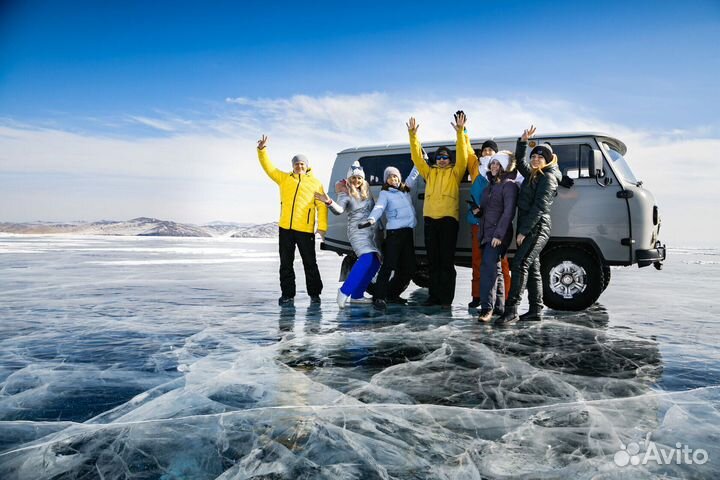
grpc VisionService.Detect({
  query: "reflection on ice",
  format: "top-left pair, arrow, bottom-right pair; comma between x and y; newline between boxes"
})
1,236 -> 719,478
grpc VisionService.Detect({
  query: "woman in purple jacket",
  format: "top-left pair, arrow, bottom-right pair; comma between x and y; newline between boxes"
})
476,151 -> 519,322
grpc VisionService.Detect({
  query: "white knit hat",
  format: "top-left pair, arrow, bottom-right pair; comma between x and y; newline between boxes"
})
383,166 -> 401,183
488,153 -> 511,171
346,161 -> 365,180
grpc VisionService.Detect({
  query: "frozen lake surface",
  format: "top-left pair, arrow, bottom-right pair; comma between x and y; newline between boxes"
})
0,235 -> 719,479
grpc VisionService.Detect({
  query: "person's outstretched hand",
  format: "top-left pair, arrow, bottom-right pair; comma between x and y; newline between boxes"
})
521,126 -> 536,142
257,134 -> 269,150
314,192 -> 331,204
406,117 -> 419,134
452,111 -> 467,132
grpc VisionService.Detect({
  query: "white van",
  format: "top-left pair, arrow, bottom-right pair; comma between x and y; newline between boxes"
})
320,132 -> 666,311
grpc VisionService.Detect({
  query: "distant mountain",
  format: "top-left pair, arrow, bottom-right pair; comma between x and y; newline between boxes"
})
0,219 -> 279,238
202,221 -> 251,236
230,223 -> 279,238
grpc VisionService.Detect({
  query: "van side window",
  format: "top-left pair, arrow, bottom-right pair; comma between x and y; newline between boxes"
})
552,144 -> 593,179
359,154 -> 414,186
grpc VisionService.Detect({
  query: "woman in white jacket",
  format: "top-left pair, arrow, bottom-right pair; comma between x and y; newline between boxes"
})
360,165 -> 420,310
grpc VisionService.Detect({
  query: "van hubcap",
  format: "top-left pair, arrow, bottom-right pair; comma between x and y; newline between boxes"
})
549,261 -> 587,299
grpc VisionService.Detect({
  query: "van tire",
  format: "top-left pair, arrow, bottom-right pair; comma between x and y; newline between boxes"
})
540,245 -> 604,311
602,265 -> 611,292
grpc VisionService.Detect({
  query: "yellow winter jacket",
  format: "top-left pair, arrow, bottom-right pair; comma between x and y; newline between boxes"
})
409,129 -> 469,220
257,148 -> 328,233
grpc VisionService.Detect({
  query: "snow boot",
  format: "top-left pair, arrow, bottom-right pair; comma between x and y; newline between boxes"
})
495,304 -> 519,325
519,306 -> 543,322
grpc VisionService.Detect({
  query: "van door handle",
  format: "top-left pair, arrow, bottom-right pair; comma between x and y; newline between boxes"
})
418,193 -> 425,200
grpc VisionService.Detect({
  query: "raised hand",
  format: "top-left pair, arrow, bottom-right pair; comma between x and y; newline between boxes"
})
521,126 -> 536,142
257,134 -> 269,150
451,110 -> 467,132
406,117 -> 419,134
314,192 -> 331,204
335,179 -> 348,194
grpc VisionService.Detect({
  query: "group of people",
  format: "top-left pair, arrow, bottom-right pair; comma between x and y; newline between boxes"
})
256,111 -> 561,324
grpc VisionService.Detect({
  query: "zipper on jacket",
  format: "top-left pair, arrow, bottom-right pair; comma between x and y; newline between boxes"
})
306,208 -> 311,224
288,175 -> 302,230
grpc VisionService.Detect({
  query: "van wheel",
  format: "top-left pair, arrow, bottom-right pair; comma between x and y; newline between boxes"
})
602,265 -> 611,292
541,246 -> 604,311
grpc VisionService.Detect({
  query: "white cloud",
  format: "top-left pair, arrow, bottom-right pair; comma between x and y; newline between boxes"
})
1,92 -> 718,246
126,115 -> 177,132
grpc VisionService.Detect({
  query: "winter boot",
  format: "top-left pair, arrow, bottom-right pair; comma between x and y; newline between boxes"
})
278,296 -> 294,306
495,304 -> 519,325
519,305 -> 543,322
336,289 -> 349,309
477,308 -> 494,323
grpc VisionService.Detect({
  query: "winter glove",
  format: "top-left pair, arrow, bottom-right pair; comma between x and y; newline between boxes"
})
358,218 -> 375,229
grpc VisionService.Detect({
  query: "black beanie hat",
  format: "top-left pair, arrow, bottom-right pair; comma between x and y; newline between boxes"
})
434,146 -> 453,164
530,144 -> 554,164
481,140 -> 498,154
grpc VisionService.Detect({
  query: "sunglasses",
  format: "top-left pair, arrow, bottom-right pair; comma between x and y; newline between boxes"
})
436,155 -> 450,160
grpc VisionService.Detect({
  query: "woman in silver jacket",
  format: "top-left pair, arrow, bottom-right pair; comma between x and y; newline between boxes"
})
315,161 -> 381,308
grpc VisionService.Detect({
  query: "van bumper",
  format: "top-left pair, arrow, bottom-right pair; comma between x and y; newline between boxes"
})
319,239 -> 352,256
636,241 -> 666,269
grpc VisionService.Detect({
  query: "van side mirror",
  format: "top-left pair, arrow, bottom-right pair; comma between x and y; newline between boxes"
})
592,150 -> 612,187
591,150 -> 604,178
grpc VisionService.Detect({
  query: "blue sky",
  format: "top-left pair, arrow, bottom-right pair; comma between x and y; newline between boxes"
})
1,0 -> 719,245
2,0 -> 718,130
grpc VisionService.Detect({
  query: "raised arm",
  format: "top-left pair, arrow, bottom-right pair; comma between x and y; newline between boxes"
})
451,111 -> 468,182
514,126 -> 536,179
465,132 -> 480,182
405,166 -> 421,190
407,117 -> 430,178
256,135 -> 285,184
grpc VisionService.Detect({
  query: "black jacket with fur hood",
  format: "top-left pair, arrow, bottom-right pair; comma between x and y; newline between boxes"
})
514,140 -> 562,236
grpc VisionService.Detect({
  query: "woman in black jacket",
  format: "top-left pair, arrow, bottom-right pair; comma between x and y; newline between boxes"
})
476,152 -> 519,322
496,126 -> 562,325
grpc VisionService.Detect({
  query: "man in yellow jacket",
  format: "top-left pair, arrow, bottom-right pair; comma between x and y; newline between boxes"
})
407,112 -> 468,307
256,135 -> 328,306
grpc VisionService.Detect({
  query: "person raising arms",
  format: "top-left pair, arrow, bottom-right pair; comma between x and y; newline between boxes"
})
256,134 -> 328,306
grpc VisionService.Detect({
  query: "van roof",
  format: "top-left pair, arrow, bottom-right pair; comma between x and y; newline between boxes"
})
338,132 -> 627,155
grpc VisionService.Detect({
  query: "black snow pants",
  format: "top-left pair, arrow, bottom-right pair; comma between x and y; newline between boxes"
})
374,227 -> 416,300
506,220 -> 551,309
424,216 -> 459,305
278,227 -> 323,298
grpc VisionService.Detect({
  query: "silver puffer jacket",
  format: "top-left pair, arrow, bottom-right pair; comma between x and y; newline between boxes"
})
328,193 -> 380,256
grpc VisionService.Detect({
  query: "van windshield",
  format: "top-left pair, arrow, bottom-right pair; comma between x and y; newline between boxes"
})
603,142 -> 638,184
